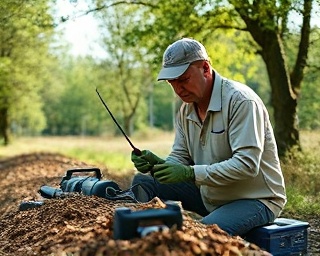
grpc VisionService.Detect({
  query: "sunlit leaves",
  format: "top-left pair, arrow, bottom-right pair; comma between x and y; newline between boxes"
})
0,0 -> 55,138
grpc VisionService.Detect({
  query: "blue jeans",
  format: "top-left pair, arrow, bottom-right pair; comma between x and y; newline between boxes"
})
132,173 -> 275,236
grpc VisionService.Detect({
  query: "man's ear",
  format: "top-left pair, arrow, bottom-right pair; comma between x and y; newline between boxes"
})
203,61 -> 210,74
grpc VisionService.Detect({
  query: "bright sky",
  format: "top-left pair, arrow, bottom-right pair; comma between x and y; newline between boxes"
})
55,0 -> 107,58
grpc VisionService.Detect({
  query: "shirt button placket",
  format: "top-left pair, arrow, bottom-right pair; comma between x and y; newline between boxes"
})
200,121 -> 208,147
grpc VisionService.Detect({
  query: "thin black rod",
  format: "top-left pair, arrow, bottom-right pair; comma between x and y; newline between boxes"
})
95,88 -> 141,155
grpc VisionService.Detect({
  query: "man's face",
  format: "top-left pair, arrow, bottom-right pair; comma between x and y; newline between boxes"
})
167,63 -> 207,103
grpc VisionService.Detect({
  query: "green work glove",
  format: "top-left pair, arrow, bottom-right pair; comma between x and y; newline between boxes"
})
152,163 -> 195,184
131,150 -> 165,173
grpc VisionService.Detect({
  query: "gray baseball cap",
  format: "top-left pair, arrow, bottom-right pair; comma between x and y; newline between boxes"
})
157,38 -> 209,81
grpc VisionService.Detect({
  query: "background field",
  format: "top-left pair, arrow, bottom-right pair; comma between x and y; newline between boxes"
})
0,130 -> 175,171
1,129 -> 319,215
1,130 -> 319,167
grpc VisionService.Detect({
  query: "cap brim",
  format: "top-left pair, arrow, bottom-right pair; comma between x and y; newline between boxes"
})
157,64 -> 190,81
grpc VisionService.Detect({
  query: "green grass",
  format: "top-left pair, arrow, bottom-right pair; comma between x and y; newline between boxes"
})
1,129 -> 320,215
0,130 -> 174,172
284,187 -> 320,216
64,148 -> 133,171
280,133 -> 320,216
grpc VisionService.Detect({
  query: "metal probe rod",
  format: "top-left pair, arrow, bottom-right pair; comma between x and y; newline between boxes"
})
96,88 -> 142,156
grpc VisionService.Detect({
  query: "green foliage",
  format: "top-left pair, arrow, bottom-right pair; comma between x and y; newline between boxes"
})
115,0 -> 274,130
1,0 -> 319,144
298,76 -> 320,129
282,146 -> 320,195
125,0 -> 210,67
42,56 -> 115,135
281,145 -> 320,215
203,30 -> 261,83
95,4 -> 153,135
152,82 -> 175,130
297,27 -> 320,129
12,91 -> 46,135
281,27 -> 320,129
284,187 -> 320,215
0,0 -> 55,139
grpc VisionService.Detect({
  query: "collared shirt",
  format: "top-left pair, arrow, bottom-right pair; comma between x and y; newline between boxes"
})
166,70 -> 287,216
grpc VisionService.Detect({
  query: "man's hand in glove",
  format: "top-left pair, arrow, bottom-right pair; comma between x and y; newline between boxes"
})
131,150 -> 165,173
152,163 -> 195,184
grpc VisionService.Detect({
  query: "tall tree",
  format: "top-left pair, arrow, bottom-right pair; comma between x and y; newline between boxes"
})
228,0 -> 313,155
125,0 -> 316,156
58,0 -> 318,156
97,4 -> 152,136
0,0 -> 54,144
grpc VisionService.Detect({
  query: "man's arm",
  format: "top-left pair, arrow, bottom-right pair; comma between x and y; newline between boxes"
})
194,99 -> 265,186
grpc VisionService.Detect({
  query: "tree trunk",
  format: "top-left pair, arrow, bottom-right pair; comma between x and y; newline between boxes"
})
233,0 -> 313,156
0,106 -> 10,145
260,32 -> 300,156
124,115 -> 132,137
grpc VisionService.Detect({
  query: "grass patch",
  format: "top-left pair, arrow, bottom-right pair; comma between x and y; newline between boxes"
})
280,132 -> 320,216
63,148 -> 133,172
283,187 -> 320,216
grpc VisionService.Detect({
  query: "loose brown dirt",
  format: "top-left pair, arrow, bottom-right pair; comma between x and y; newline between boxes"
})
0,153 -> 318,255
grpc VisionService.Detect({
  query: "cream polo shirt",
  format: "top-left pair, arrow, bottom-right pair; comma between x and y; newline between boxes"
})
166,70 -> 287,216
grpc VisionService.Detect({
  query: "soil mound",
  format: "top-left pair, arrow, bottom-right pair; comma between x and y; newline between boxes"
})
0,153 -> 317,255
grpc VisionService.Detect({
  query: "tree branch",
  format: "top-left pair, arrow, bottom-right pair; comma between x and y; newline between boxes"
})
290,0 -> 312,94
60,0 -> 156,23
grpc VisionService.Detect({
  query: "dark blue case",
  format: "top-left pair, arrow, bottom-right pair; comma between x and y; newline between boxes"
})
244,218 -> 310,256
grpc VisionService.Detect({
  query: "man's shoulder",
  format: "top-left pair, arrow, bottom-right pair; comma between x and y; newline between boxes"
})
221,78 -> 261,102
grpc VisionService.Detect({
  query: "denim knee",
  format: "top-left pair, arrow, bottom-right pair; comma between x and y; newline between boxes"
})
201,199 -> 275,236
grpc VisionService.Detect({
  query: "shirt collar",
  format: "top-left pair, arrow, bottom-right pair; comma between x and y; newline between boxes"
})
208,69 -> 222,112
